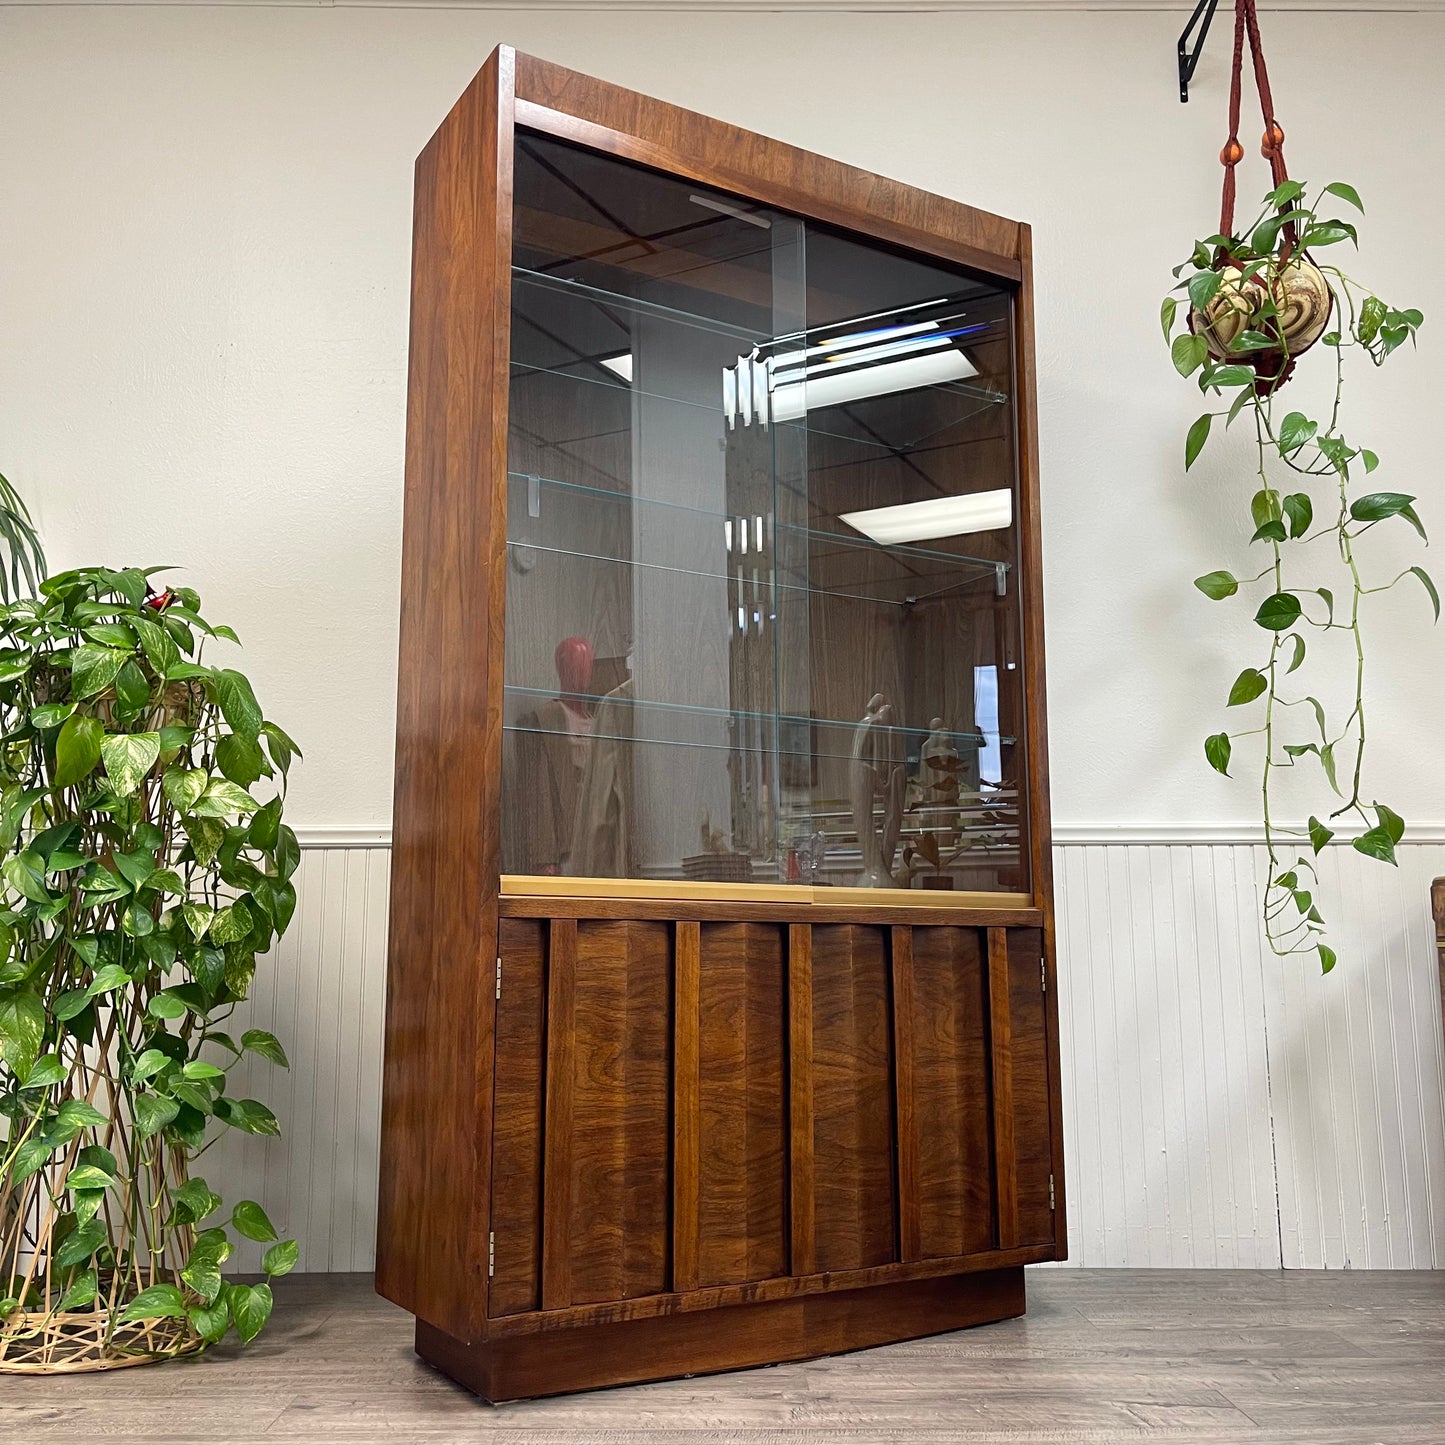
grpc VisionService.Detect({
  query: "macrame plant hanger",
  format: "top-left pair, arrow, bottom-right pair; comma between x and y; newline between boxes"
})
1201,0 -> 1333,392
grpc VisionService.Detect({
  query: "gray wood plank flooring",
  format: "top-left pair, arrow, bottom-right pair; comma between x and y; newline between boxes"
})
5,1270 -> 1444,1442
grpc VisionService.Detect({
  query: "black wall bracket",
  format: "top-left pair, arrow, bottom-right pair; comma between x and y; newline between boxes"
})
1179,0 -> 1223,102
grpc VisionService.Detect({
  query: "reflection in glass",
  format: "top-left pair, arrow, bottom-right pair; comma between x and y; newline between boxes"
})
501,131 -> 1028,894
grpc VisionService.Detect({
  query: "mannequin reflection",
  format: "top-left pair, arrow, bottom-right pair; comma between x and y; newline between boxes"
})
850,693 -> 906,888
516,637 -> 595,875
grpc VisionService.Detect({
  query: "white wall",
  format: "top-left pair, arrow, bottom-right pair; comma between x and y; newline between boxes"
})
4,1 -> 1444,1269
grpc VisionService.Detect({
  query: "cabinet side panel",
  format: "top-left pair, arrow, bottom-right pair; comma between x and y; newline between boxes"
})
810,925 -> 898,1272
1006,927 -> 1055,1244
490,918 -> 547,1316
569,920 -> 674,1303
697,923 -> 788,1288
911,927 -> 995,1259
377,47 -> 514,1338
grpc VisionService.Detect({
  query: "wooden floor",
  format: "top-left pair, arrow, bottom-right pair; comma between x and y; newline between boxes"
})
6,1270 -> 1445,1442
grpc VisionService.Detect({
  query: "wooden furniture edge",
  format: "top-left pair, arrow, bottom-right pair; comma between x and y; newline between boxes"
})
499,895 -> 1045,927
420,1266 -> 1028,1400
505,46 -> 1024,280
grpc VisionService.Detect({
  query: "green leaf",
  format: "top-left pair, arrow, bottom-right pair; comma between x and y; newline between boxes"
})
0,988 -> 45,1076
1205,364 -> 1254,389
241,1028 -> 289,1068
19,1052 -> 66,1090
1300,221 -> 1356,249
1278,412 -> 1318,453
1172,332 -> 1209,377
1353,827 -> 1398,866
52,1097 -> 107,1141
1321,741 -> 1341,794
162,767 -> 207,812
262,1239 -> 299,1278
215,670 -> 262,741
1185,413 -> 1212,469
11,1136 -> 52,1185
54,714 -> 105,790
1285,633 -> 1306,674
260,722 -> 301,780
231,1199 -> 278,1243
208,899 -> 252,946
216,1097 -> 281,1137
1161,295 -> 1179,341
100,732 -> 160,798
1204,733 -> 1232,777
130,614 -> 181,678
1255,593 -> 1302,631
32,701 -> 76,730
54,1217 -> 106,1268
4,850 -> 51,904
1360,449 -> 1379,474
275,825 -> 300,882
1194,571 -> 1238,600
183,816 -> 225,867
58,1269 -> 98,1311
191,779 -> 259,817
1377,802 -> 1406,845
1319,943 -> 1337,975
1251,488 -> 1282,529
247,796 -> 283,851
65,1163 -> 117,1192
113,659 -> 151,719
1398,503 -> 1429,542
189,1300 -> 231,1343
147,989 -> 189,1021
1251,519 -> 1288,544
70,645 -> 126,700
1350,491 -> 1418,523
1408,567 -> 1440,622
1227,668 -> 1268,706
1187,270 -> 1222,309
117,1283 -> 187,1323
1323,181 -> 1364,212
182,901 -> 215,939
1230,329 -> 1276,353
1283,493 -> 1313,538
85,963 -> 131,998
172,1177 -> 223,1224
1226,384 -> 1254,427
132,1093 -> 180,1138
227,1281 -> 273,1344
215,734 -> 266,787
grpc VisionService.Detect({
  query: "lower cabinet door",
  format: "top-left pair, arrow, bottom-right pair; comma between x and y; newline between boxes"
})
489,915 -> 1059,1320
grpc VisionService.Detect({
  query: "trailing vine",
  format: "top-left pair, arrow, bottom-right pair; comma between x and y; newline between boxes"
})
1163,179 -> 1433,972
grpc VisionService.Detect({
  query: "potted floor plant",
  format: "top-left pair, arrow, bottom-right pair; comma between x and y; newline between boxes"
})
0,563 -> 301,1370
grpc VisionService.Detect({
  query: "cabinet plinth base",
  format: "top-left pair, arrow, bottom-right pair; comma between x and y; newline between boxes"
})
415,1267 -> 1026,1402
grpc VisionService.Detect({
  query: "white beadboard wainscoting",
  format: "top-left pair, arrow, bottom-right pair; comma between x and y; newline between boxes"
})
210,833 -> 1445,1273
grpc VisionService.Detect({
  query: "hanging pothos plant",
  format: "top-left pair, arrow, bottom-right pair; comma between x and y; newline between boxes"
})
1163,180 -> 1431,970
1161,0 -> 1433,971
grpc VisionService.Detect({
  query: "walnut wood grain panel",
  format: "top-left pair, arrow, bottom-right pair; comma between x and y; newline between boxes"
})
788,924 -> 815,1277
511,51 -> 1022,280
566,920 -> 673,1305
490,918 -> 547,1316
672,922 -> 701,1294
695,923 -> 788,1288
986,928 -> 1017,1251
1007,927 -> 1055,1245
890,928 -> 920,1263
540,917 -> 577,1310
810,925 -> 898,1272
376,45 -> 514,1339
910,927 -> 995,1260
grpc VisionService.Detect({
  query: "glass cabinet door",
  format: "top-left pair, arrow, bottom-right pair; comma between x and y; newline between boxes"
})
501,132 -> 1027,898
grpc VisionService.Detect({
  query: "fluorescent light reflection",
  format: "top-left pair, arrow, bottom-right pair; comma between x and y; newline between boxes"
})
840,488 -> 1013,545
600,353 -> 633,383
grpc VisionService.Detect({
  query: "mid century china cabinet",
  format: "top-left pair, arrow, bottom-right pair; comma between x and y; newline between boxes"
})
378,47 -> 1065,1401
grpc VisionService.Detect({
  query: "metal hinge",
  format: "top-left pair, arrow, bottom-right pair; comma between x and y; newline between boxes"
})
1049,1174 -> 1056,1211
495,956 -> 502,1000
488,1231 -> 495,1277
1041,956 -> 1047,993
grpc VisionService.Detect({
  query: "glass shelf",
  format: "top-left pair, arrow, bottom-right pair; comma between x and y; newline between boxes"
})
503,681 -> 1008,764
506,470 -> 1010,584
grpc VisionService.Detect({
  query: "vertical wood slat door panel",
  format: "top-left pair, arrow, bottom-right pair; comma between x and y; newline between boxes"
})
810,925 -> 897,1272
568,920 -> 674,1304
908,927 -> 995,1260
1007,927 -> 1055,1244
695,923 -> 788,1288
490,919 -> 547,1315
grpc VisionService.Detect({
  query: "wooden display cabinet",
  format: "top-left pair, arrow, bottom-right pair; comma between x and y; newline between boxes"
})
378,46 -> 1065,1401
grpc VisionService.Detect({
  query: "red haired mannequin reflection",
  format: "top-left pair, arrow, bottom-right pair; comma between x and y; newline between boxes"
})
515,637 -> 595,875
